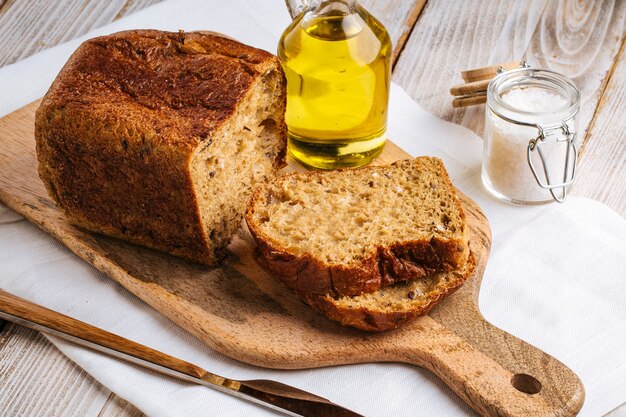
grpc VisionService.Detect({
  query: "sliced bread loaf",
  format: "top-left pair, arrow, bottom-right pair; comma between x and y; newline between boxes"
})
36,30 -> 287,265
246,157 -> 470,298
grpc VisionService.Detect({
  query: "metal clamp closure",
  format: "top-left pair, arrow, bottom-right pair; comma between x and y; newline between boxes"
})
492,109 -> 578,203
496,60 -> 530,74
526,120 -> 577,203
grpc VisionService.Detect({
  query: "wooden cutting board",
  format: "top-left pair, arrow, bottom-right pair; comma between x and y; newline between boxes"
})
0,100 -> 584,417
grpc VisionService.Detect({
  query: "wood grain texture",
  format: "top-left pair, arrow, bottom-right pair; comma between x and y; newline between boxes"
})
488,0 -> 626,147
393,0 -> 626,217
607,403 -> 626,417
393,0 -> 518,132
0,0 -> 421,69
390,0 -> 427,67
0,1 -> 623,416
0,1 -> 431,417
0,0 -> 162,67
361,0 -> 427,66
570,36 -> 626,216
0,290 -> 209,379
394,0 -> 626,139
0,100 -> 584,417
98,394 -> 145,417
0,323 -> 111,417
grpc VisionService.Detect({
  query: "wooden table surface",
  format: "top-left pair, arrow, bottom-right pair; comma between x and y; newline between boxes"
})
0,0 -> 624,416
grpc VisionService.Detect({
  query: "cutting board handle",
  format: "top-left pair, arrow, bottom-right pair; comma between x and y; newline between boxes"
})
396,317 -> 584,417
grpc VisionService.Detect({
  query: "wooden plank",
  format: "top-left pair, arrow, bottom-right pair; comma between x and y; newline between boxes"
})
0,0 -> 163,67
393,0 -> 626,141
452,0 -> 625,216
489,0 -> 626,150
570,36 -> 626,216
0,0 -> 420,71
113,0 -> 162,21
393,0 -> 626,218
606,403 -> 626,417
0,322 -> 9,347
0,323 -> 111,417
361,0 -> 426,54
393,0 -> 519,133
98,394 -> 144,417
362,0 -> 428,67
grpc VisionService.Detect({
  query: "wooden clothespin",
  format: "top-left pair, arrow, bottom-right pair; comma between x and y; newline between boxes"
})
450,61 -> 524,108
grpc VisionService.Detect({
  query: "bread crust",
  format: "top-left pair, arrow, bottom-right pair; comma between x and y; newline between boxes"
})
307,251 -> 476,331
36,30 -> 287,265
246,158 -> 470,297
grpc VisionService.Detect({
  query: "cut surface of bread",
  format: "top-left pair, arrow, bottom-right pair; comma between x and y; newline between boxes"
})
308,251 -> 476,331
246,157 -> 470,297
35,30 -> 287,265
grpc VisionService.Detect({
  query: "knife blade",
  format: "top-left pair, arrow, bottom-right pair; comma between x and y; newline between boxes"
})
0,290 -> 362,417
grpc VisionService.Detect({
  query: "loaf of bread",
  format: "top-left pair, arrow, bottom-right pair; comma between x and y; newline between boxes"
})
246,157 -> 470,298
35,30 -> 287,265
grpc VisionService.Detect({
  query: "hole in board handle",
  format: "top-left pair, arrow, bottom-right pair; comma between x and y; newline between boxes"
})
511,373 -> 542,395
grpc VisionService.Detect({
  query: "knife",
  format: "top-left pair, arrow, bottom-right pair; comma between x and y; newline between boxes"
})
0,289 -> 362,417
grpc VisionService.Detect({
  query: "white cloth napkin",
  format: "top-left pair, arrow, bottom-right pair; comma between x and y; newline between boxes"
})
1,1 -> 625,417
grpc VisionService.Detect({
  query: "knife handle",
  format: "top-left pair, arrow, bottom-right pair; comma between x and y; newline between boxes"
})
0,290 -> 365,417
0,289 -> 208,379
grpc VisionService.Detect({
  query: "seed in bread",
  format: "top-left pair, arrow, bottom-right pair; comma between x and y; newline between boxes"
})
35,30 -> 287,265
246,157 -> 470,297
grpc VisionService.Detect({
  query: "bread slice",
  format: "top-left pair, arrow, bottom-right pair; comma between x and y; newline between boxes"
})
246,157 -> 470,298
35,30 -> 287,265
307,252 -> 475,331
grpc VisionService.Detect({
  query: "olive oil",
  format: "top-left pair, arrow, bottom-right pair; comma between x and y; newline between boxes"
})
278,5 -> 391,169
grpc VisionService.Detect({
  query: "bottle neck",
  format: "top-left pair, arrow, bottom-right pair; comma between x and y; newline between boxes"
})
314,0 -> 357,15
285,0 -> 357,19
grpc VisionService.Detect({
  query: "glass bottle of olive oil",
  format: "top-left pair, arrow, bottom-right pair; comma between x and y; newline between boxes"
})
279,0 -> 392,169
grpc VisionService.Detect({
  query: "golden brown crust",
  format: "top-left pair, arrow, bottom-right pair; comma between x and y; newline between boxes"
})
245,158 -> 470,297
306,251 -> 476,331
36,30 -> 286,265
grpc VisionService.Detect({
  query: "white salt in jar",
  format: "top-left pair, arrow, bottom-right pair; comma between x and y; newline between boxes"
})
483,68 -> 580,204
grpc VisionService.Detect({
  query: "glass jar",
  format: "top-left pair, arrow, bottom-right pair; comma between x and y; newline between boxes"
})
482,67 -> 580,204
